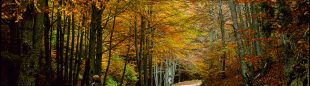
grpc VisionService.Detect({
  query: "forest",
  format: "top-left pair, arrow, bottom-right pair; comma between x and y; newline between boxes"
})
0,0 -> 309,86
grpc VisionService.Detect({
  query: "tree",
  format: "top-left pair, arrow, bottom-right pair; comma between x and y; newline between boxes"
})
218,0 -> 226,79
17,0 -> 44,85
103,1 -> 120,85
228,0 -> 250,85
1,0 -> 308,86
44,0 -> 52,85
120,27 -> 132,86
69,10 -> 75,85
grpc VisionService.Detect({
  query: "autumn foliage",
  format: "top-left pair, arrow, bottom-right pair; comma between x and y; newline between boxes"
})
0,0 -> 309,86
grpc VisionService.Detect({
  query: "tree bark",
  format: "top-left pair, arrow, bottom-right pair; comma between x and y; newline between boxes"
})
69,13 -> 75,84
228,0 -> 250,85
18,1 -> 44,85
73,21 -> 80,86
140,16 -> 147,86
120,27 -> 132,86
74,15 -> 84,85
95,4 -> 105,76
43,0 -> 52,85
134,15 -> 142,86
56,0 -> 62,83
218,0 -> 226,79
60,2 -> 66,82
250,3 -> 261,56
65,15 -> 71,82
103,3 -> 118,85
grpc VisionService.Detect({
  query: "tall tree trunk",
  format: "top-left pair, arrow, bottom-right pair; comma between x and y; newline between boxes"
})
0,0 -> 2,50
244,3 -> 252,55
87,3 -> 99,82
74,18 -> 84,86
140,16 -> 147,86
154,64 -> 159,86
95,4 -> 105,76
218,0 -> 226,79
228,0 -> 250,85
49,0 -> 54,57
103,3 -> 118,85
56,0 -> 62,83
148,6 -> 154,85
18,3 -> 36,85
65,15 -> 71,82
73,23 -> 80,86
148,42 -> 153,86
81,13 -> 89,85
120,27 -> 132,86
73,24 -> 80,82
18,1 -> 44,85
74,14 -> 84,85
60,1 -> 66,82
48,1 -> 55,84
82,58 -> 91,86
69,13 -> 75,85
43,0 -> 52,85
148,27 -> 154,86
82,2 -> 102,85
250,2 -> 261,56
237,4 -> 251,55
134,15 -> 142,86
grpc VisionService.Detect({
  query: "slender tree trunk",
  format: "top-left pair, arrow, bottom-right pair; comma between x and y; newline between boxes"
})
73,23 -> 80,86
74,16 -> 84,85
49,0 -> 54,57
148,27 -> 154,86
237,4 -> 251,55
250,2 -> 261,56
244,3 -> 252,55
103,4 -> 118,85
49,1 -> 55,84
148,6 -> 154,86
43,0 -> 52,85
81,13 -> 89,85
56,0 -> 62,83
73,14 -> 81,86
134,14 -> 142,86
69,13 -> 75,85
0,0 -> 2,49
148,44 -> 153,86
218,0 -> 226,79
149,7 -> 155,84
87,3 -> 99,82
159,62 -> 163,86
65,15 -> 71,82
120,27 -> 132,86
60,1 -> 66,82
140,16 -> 147,86
244,3 -> 250,30
154,64 -> 158,86
0,4 -> 2,85
228,0 -> 250,85
82,58 -> 91,86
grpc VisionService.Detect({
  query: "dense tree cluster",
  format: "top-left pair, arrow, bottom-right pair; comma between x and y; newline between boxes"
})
0,0 -> 308,86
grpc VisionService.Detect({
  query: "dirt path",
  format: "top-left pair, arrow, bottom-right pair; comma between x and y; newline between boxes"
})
172,80 -> 202,86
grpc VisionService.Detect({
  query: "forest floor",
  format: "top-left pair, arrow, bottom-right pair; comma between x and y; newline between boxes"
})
204,59 -> 286,86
